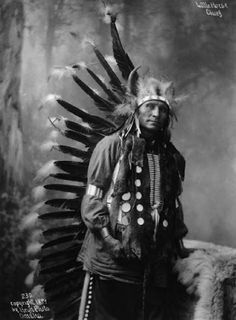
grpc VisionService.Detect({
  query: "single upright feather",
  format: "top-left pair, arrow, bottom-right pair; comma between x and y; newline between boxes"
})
109,14 -> 135,80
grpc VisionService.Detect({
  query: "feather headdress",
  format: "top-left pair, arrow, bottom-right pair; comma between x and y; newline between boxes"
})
114,72 -> 178,121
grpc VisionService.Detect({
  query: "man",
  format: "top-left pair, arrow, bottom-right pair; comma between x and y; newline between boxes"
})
78,76 -> 189,320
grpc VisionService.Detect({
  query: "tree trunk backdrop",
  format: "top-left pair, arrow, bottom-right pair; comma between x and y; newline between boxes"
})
0,1 -> 31,320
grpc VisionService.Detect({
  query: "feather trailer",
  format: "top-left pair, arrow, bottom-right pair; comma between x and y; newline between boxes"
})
35,160 -> 58,183
44,268 -> 82,291
31,285 -> 45,299
29,259 -> 39,270
54,160 -> 88,175
64,129 -> 100,147
48,66 -> 76,81
49,294 -> 81,320
88,40 -> 125,94
52,144 -> 91,161
56,98 -> 116,131
30,229 -> 43,242
44,198 -> 82,210
42,94 -> 114,132
49,172 -> 87,183
109,13 -> 135,80
63,118 -> 101,137
30,201 -> 45,213
40,140 -> 57,152
49,115 -> 102,138
46,116 -> 58,128
43,224 -> 82,237
48,283 -> 82,303
44,183 -> 85,195
72,62 -> 122,105
28,261 -> 41,287
41,235 -> 77,249
32,185 -> 47,201
44,278 -> 83,316
41,94 -> 61,109
104,55 -> 117,67
27,242 -> 42,258
49,129 -> 59,140
53,296 -> 81,319
39,210 -> 77,221
99,1 -> 123,23
40,245 -> 79,263
31,10 -> 139,320
86,67 -> 122,104
49,116 -> 67,134
72,74 -> 115,112
39,221 -> 87,241
25,270 -> 35,287
50,174 -> 86,185
62,193 -> 78,200
39,254 -> 80,276
50,302 -> 80,320
39,260 -> 79,275
20,211 -> 39,230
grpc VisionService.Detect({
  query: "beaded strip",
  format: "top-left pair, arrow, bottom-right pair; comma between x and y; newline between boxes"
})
147,153 -> 161,207
83,274 -> 94,320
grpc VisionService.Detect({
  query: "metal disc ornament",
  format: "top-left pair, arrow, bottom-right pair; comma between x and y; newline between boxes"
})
137,217 -> 144,225
122,202 -> 131,213
122,192 -> 131,201
136,166 -> 142,173
136,204 -> 144,212
136,192 -> 142,200
135,179 -> 141,187
163,220 -> 168,227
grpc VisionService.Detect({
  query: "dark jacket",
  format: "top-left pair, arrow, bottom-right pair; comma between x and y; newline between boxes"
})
78,133 -> 188,284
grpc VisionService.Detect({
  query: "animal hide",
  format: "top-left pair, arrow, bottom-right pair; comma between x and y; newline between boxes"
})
174,240 -> 236,320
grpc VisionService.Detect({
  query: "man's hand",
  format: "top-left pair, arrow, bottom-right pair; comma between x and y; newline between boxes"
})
178,247 -> 195,259
100,227 -> 124,259
103,234 -> 124,259
177,239 -> 195,259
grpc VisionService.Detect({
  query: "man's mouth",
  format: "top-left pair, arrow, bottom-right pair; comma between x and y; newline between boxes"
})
148,120 -> 160,125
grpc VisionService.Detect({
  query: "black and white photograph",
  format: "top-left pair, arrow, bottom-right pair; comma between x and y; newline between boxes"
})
0,0 -> 235,319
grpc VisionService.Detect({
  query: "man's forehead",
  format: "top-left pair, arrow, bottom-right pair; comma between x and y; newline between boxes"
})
142,100 -> 169,108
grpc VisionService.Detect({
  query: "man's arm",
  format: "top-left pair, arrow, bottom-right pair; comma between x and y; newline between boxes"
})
81,134 -> 121,230
81,134 -> 124,258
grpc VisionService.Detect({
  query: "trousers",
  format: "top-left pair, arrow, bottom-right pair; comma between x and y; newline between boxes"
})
92,276 -> 174,320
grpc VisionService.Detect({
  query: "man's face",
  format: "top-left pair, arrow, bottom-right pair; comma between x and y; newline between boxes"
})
137,100 -> 169,133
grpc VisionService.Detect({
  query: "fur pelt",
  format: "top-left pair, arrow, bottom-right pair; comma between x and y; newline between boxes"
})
174,240 -> 236,320
113,135 -> 145,196
137,77 -> 175,102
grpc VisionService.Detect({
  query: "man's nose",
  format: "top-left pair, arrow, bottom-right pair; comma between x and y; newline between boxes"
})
152,107 -> 159,117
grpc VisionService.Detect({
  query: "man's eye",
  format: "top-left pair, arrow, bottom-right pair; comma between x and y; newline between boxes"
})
160,106 -> 168,113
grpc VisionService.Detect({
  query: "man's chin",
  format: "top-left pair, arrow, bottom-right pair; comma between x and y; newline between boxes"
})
146,124 -> 163,132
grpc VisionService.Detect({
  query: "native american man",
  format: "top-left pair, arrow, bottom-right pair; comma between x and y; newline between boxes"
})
78,75 -> 189,320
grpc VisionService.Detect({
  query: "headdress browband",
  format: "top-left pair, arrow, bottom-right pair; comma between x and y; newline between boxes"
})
137,95 -> 170,109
